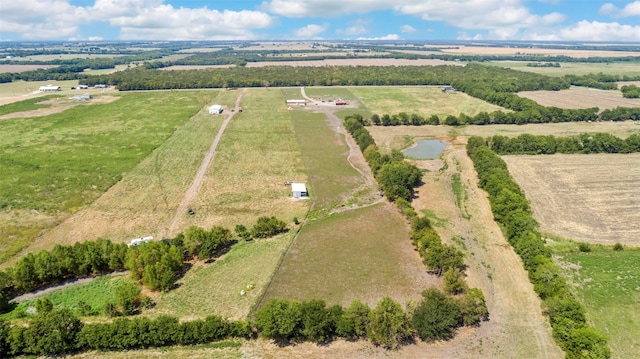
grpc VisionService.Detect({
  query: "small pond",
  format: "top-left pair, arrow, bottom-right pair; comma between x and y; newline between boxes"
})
403,139 -> 446,159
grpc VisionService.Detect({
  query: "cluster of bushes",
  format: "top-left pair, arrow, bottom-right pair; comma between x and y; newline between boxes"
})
621,84 -> 640,98
487,132 -> 640,155
256,292 -> 487,349
467,137 -> 610,359
0,308 -> 248,357
124,242 -> 184,292
343,115 -> 422,201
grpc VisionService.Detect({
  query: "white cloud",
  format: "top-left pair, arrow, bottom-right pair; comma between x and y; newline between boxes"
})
261,0 -> 390,18
526,21 -> 640,41
599,3 -> 618,15
0,0 -> 275,40
401,24 -> 416,33
619,1 -> 640,16
292,24 -> 329,38
336,25 -> 368,35
357,34 -> 400,40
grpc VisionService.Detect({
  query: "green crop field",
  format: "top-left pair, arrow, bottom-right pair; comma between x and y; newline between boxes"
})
350,86 -> 506,118
552,242 -> 640,359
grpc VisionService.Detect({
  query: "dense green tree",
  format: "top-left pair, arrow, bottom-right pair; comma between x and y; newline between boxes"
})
251,216 -> 288,238
35,297 -> 53,314
255,299 -> 302,342
115,282 -> 141,316
412,288 -> 461,341
300,299 -> 336,343
443,268 -> 468,295
457,288 -> 489,326
336,300 -> 370,339
23,308 -> 82,355
367,297 -> 412,349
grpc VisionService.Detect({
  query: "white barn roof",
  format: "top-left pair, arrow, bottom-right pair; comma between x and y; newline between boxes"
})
291,182 -> 307,192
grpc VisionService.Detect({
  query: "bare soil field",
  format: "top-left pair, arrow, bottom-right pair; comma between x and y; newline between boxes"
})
518,87 -> 640,110
441,46 -> 640,58
245,58 -> 461,67
503,153 -> 640,246
618,81 -> 640,88
0,64 -> 58,73
0,95 -> 119,120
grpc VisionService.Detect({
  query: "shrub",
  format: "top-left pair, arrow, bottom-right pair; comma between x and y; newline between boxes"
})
251,217 -> 288,238
578,243 -> 591,253
613,242 -> 623,251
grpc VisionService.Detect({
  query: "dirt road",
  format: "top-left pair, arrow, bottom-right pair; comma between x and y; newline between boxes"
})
168,90 -> 246,234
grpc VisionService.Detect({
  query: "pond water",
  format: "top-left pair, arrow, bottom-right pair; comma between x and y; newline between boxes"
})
403,139 -> 446,159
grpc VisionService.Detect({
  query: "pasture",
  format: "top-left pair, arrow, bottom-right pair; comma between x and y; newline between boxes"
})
552,241 -> 640,359
0,91 -> 208,263
518,87 -> 640,110
350,86 -> 506,119
261,203 -> 435,307
503,153 -> 640,246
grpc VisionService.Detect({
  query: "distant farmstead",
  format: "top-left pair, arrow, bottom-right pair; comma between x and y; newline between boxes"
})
442,86 -> 457,93
286,99 -> 306,106
208,104 -> 223,114
39,84 -> 61,92
291,182 -> 309,198
128,236 -> 153,247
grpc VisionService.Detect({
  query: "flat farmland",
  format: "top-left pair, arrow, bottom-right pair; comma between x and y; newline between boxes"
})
0,91 -> 209,263
0,64 -> 58,73
442,46 -> 640,58
351,86 -> 506,118
245,58 -> 460,67
503,153 -> 640,245
518,87 -> 640,109
489,61 -> 640,77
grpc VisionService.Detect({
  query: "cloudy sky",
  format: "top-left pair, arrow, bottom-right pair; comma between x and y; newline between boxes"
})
1,0 -> 640,42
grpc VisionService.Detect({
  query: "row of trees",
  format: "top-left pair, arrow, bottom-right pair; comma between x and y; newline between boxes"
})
1,216 -> 291,306
621,84 -> 640,98
343,114 -> 422,201
256,290 -> 487,349
0,309 -> 249,356
467,137 -> 610,359
487,132 -> 640,155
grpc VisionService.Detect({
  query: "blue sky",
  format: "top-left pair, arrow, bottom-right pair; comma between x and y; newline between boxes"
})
1,0 -> 639,42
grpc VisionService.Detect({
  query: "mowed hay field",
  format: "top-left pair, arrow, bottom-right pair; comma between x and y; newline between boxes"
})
518,87 -> 640,110
503,153 -> 640,245
350,86 -> 506,118
553,244 -> 640,359
488,61 -> 640,77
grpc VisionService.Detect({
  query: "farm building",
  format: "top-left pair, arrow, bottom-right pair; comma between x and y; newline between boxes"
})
70,93 -> 92,101
209,104 -> 223,114
128,236 -> 153,247
286,99 -> 306,106
39,84 -> 61,92
442,86 -> 457,93
291,182 -> 309,198
335,100 -> 348,105
94,84 -> 108,88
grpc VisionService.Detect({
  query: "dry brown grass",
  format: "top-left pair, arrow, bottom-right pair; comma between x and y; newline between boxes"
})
441,46 -> 640,58
518,87 -> 640,110
0,95 -> 119,120
245,58 -> 461,67
618,81 -> 640,88
503,153 -> 640,246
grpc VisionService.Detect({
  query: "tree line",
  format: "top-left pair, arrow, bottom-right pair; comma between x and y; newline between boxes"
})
0,216 -> 290,311
466,137 -> 610,359
487,132 -> 640,155
621,84 -> 640,98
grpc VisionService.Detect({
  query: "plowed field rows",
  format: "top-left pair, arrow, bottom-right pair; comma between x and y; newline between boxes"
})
518,87 -> 640,110
503,153 -> 640,245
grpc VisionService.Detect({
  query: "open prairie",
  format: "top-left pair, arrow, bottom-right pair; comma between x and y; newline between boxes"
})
0,64 -> 58,73
503,153 -> 640,246
350,86 -> 506,118
518,87 -> 640,109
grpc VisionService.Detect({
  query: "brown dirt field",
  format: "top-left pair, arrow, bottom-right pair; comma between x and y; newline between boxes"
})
441,46 -> 640,58
618,81 -> 640,89
503,153 -> 640,246
518,87 -> 640,110
245,58 -> 462,67
0,64 -> 58,73
0,95 -> 120,120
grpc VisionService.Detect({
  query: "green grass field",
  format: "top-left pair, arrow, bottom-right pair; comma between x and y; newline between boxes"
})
1,274 -> 134,320
261,203 -> 429,307
350,86 -> 506,118
551,241 -> 640,359
0,80 -> 80,96
488,61 -> 640,77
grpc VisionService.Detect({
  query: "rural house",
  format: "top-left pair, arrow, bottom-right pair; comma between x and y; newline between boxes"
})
291,183 -> 308,198
286,99 -> 306,106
